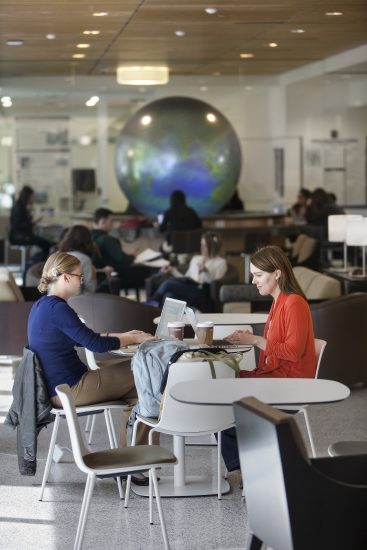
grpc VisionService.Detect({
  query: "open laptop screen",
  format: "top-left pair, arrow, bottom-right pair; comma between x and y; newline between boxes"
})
155,297 -> 187,338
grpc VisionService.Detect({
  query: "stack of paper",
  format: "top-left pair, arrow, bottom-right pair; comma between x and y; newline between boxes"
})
134,248 -> 170,268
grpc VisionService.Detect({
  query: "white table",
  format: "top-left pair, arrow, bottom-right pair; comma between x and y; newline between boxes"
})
134,378 -> 349,499
170,378 -> 350,406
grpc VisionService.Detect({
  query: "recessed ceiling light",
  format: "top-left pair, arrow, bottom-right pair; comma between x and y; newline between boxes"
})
175,30 -> 186,37
268,42 -> 278,48
46,34 -> 56,40
205,8 -> 217,14
76,43 -> 90,48
291,29 -> 305,34
83,30 -> 100,35
6,39 -> 24,46
325,11 -> 343,16
93,12 -> 108,16
72,53 -> 86,59
240,53 -> 254,58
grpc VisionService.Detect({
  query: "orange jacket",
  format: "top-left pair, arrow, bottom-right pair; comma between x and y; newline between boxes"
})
240,292 -> 316,378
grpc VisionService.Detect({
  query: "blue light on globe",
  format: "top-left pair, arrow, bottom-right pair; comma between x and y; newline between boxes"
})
115,96 -> 242,216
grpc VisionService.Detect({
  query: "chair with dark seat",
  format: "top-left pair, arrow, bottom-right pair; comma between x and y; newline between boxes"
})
311,292 -> 367,385
234,396 -> 367,550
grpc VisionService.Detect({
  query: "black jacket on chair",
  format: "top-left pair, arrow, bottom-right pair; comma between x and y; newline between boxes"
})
5,348 -> 54,476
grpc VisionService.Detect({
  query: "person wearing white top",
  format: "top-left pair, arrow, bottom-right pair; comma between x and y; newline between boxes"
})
154,232 -> 227,312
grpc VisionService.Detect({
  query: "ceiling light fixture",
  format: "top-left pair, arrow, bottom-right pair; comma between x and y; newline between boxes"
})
93,12 -> 108,16
240,53 -> 254,58
6,39 -> 24,46
325,11 -> 343,16
76,43 -> 90,48
175,30 -> 186,37
46,34 -> 56,40
72,53 -> 86,59
268,42 -> 278,48
86,96 -> 100,107
291,29 -> 305,33
117,66 -> 169,86
83,30 -> 100,35
205,8 -> 217,14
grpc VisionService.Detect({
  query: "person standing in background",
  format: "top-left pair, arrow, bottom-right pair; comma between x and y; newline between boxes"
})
9,185 -> 51,260
159,190 -> 202,253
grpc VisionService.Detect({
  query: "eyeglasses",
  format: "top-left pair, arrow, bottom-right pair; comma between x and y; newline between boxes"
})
65,272 -> 84,282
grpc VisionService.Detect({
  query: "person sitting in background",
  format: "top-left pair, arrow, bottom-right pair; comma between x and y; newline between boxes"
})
288,187 -> 311,221
91,207 -> 155,294
219,245 -> 316,472
57,225 -> 101,293
159,190 -> 202,253
306,187 -> 344,227
220,189 -> 244,212
9,185 -> 51,260
28,252 -> 155,484
153,231 -> 227,312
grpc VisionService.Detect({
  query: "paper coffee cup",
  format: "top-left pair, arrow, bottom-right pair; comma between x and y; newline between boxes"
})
196,321 -> 214,345
167,321 -> 185,340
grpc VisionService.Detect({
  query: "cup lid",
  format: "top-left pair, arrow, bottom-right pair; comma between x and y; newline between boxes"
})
196,321 -> 214,328
167,321 -> 185,327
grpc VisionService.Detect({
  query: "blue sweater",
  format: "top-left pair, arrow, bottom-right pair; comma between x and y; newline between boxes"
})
28,295 -> 120,397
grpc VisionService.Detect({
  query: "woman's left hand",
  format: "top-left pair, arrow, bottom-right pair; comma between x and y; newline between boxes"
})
224,329 -> 253,344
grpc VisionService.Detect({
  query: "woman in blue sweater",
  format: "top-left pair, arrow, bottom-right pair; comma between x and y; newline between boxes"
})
28,252 -> 154,457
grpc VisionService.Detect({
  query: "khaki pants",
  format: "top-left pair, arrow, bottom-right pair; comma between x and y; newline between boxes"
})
50,361 -> 150,447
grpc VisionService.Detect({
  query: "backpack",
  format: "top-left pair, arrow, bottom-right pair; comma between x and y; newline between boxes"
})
131,339 -> 189,418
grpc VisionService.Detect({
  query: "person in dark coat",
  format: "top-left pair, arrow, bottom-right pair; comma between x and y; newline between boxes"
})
159,190 -> 202,250
9,185 -> 51,259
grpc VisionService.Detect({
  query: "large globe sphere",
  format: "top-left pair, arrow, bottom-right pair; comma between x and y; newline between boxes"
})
115,97 -> 242,216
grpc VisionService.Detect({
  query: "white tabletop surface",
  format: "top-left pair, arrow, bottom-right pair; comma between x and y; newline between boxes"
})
170,378 -> 350,406
153,312 -> 268,325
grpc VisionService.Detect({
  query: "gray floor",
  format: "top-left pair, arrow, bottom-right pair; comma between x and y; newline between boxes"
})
1,362 -> 367,550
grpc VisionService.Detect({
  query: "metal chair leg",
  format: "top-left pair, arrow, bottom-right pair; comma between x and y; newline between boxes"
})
152,468 -> 170,550
39,413 -> 60,501
74,473 -> 95,550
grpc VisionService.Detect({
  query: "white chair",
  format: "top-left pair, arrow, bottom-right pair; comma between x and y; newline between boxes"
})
130,356 -> 238,499
54,384 -> 176,550
82,347 -> 130,445
39,340 -> 129,501
279,338 -> 327,457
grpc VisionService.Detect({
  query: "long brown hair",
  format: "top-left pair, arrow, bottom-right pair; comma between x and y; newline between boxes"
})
250,245 -> 306,300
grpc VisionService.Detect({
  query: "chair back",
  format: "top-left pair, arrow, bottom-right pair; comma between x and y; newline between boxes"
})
159,357 -> 236,434
311,292 -> 367,385
69,292 -> 160,334
0,267 -> 24,301
314,338 -> 327,378
213,324 -> 256,371
55,384 -> 91,473
233,397 -> 309,550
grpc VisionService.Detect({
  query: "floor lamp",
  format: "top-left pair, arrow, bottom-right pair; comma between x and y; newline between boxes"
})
346,217 -> 367,277
328,214 -> 362,271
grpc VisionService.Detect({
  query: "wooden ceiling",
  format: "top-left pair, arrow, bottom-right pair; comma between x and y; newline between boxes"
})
0,1 -> 366,79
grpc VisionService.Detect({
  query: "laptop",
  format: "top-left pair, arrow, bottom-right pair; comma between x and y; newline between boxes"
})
155,297 -> 187,338
185,306 -> 252,352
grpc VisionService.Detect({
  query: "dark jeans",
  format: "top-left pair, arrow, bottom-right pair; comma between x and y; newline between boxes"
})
217,427 -> 240,471
156,277 -> 212,312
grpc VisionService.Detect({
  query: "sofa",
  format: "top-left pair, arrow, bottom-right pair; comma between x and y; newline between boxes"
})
219,266 -> 342,313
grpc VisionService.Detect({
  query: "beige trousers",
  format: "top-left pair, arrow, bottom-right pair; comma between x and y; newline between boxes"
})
50,360 -> 150,447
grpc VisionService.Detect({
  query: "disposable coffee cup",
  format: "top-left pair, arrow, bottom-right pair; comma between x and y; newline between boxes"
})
196,321 -> 214,345
167,321 -> 185,341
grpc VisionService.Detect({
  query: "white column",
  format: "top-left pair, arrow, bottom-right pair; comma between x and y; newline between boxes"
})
96,98 -> 109,206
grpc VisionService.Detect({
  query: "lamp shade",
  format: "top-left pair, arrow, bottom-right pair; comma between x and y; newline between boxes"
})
346,218 -> 367,246
328,214 -> 363,242
116,66 -> 169,85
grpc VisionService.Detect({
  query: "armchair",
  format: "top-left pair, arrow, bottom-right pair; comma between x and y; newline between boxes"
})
234,397 -> 367,550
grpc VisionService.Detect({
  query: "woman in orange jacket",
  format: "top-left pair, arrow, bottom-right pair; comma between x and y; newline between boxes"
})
221,245 -> 316,471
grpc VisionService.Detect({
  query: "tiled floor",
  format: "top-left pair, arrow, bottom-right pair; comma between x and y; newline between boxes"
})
1,362 -> 367,550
